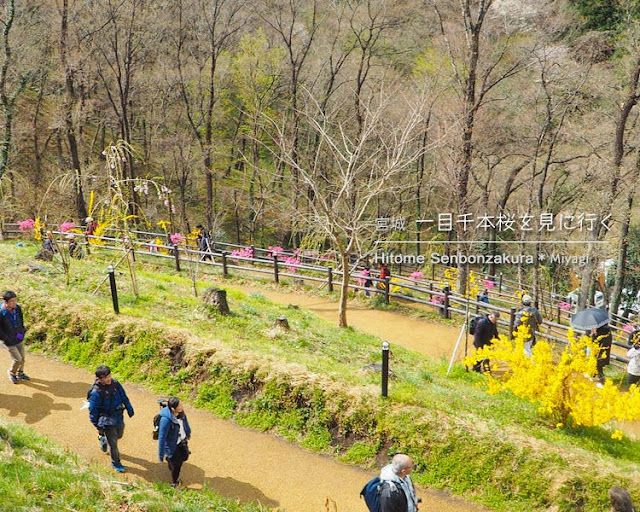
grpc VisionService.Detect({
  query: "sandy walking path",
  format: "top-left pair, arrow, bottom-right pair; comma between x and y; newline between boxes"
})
0,353 -> 482,512
211,277 -> 467,361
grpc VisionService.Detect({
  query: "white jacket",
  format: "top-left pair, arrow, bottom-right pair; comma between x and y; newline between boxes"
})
627,346 -> 640,376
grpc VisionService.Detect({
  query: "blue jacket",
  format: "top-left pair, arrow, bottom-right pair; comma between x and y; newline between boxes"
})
0,305 -> 25,347
88,379 -> 134,429
157,406 -> 191,461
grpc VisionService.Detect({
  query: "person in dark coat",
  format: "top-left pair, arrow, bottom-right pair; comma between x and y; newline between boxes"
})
379,454 -> 419,512
157,396 -> 192,487
472,311 -> 500,373
514,295 -> 543,357
591,324 -> 612,385
88,365 -> 134,473
0,291 -> 29,383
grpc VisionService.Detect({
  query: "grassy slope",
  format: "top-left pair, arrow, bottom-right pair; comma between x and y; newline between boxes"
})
1,241 -> 639,512
0,417 -> 268,512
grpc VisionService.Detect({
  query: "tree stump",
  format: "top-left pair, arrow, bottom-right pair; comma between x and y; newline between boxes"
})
273,316 -> 290,330
203,287 -> 230,315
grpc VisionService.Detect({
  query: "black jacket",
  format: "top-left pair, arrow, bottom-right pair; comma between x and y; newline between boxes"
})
0,305 -> 25,347
473,315 -> 498,348
380,480 -> 408,512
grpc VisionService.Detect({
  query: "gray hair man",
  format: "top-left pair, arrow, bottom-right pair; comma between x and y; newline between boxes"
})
514,295 -> 543,357
379,453 -> 420,512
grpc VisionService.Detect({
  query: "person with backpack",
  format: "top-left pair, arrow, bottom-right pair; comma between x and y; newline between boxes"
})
0,291 -> 29,384
88,365 -> 134,473
472,311 -> 500,373
379,454 -> 419,512
157,396 -> 192,487
514,295 -> 543,357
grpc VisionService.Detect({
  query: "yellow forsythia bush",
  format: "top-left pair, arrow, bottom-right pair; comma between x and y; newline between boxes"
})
464,325 -> 640,432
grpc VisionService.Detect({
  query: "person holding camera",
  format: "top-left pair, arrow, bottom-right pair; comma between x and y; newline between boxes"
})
157,396 -> 192,487
625,340 -> 640,390
88,365 -> 134,473
0,291 -> 29,384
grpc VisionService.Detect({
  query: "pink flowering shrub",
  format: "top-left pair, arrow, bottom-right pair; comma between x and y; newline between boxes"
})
558,301 -> 572,311
59,221 -> 75,233
410,271 -> 424,281
283,255 -> 301,273
268,246 -> 284,258
231,247 -> 254,261
18,219 -> 35,231
430,295 -> 444,305
482,279 -> 495,289
170,232 -> 185,245
623,324 -> 635,333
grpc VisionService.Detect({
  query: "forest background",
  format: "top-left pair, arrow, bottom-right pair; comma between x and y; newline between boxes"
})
1,0 -> 640,315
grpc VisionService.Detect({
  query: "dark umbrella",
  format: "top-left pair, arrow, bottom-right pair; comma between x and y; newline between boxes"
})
570,308 -> 610,330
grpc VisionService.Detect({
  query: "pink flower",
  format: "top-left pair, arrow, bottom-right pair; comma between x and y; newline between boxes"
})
231,247 -> 254,260
623,324 -> 635,333
410,271 -> 424,280
482,279 -> 495,289
558,302 -> 571,311
170,233 -> 185,245
283,255 -> 301,273
18,219 -> 35,231
268,246 -> 284,258
430,296 -> 444,305
59,221 -> 75,233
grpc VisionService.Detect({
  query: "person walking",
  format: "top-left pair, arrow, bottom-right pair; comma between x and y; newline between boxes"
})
591,323 -> 612,386
157,396 -> 192,487
625,339 -> 640,390
609,487 -> 636,512
514,295 -> 543,357
472,311 -> 500,373
0,291 -> 29,384
88,365 -> 134,473
379,453 -> 419,512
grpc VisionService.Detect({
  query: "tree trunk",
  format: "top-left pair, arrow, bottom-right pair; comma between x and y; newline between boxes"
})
338,252 -> 350,327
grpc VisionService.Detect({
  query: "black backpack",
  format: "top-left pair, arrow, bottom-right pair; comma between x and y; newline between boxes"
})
152,398 -> 169,440
469,315 -> 484,335
360,476 -> 382,512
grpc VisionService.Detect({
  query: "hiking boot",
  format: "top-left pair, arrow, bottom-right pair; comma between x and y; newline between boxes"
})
18,373 -> 30,381
98,435 -> 108,453
7,371 -> 18,384
171,480 -> 181,488
111,462 -> 126,473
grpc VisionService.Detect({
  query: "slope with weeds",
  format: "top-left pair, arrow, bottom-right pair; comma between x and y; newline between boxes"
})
1,242 -> 639,511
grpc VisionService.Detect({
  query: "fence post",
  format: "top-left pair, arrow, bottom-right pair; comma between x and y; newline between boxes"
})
327,267 -> 334,293
384,277 -> 390,304
443,286 -> 450,319
221,251 -> 228,277
556,305 -> 561,324
381,341 -> 389,398
431,265 -> 435,281
499,272 -> 503,292
273,254 -> 279,283
173,245 -> 181,272
108,265 -> 119,314
509,307 -> 516,339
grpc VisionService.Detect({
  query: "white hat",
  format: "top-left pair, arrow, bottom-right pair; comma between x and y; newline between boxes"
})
522,294 -> 532,305
85,216 -> 93,222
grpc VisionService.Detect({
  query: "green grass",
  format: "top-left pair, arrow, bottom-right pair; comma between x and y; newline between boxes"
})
1,241 -> 639,511
0,417 -> 268,512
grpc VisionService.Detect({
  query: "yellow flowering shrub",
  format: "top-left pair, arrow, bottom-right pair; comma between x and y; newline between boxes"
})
463,327 -> 640,431
441,267 -> 480,299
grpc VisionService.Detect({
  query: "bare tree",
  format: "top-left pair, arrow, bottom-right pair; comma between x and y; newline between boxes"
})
271,86 -> 428,326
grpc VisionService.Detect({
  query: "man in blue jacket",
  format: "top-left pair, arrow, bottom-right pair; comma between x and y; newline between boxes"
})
0,291 -> 29,384
157,396 -> 192,487
88,365 -> 134,472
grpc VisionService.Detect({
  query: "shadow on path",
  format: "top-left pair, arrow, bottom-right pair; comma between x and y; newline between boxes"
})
0,391 -> 71,424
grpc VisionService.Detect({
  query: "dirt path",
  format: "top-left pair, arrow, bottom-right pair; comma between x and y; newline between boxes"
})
0,353 -> 482,512
215,278 -> 467,361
